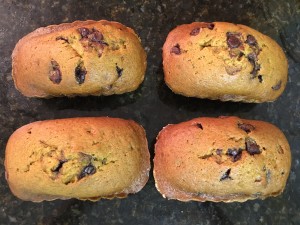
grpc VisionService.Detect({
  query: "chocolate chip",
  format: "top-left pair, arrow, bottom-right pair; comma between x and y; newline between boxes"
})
89,29 -> 104,43
246,35 -> 257,46
258,75 -> 263,83
196,123 -> 203,130
52,159 -> 67,173
238,123 -> 255,133
227,32 -> 242,49
49,60 -> 62,84
102,158 -> 107,165
78,164 -> 96,179
190,27 -> 200,36
227,148 -> 242,162
55,36 -> 69,43
266,169 -> 271,184
245,138 -> 261,155
220,169 -> 232,181
216,149 -> 223,155
78,27 -> 90,38
247,53 -> 261,77
207,23 -> 215,30
116,65 -> 123,77
272,80 -> 282,90
75,63 -> 87,84
170,44 -> 181,55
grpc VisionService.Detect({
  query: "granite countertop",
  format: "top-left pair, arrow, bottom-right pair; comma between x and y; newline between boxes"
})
0,0 -> 300,224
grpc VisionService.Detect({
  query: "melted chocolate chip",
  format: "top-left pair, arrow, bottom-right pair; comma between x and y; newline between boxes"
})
246,35 -> 257,46
89,29 -> 104,43
245,138 -> 261,155
49,60 -> 62,84
196,123 -> 203,130
170,44 -> 181,55
227,148 -> 242,162
216,149 -> 223,155
247,53 -> 261,77
75,63 -> 87,84
78,164 -> 96,179
238,123 -> 255,133
207,23 -> 215,30
272,80 -> 282,90
258,75 -> 263,83
190,27 -> 200,36
52,159 -> 67,173
220,169 -> 232,181
116,65 -> 123,77
226,32 -> 242,49
78,27 -> 90,38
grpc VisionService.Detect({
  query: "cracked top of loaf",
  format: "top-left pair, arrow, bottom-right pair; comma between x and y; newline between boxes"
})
12,20 -> 147,97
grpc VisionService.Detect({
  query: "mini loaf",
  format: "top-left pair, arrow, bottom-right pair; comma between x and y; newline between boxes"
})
5,117 -> 150,202
163,22 -> 288,103
12,20 -> 147,97
154,116 -> 291,202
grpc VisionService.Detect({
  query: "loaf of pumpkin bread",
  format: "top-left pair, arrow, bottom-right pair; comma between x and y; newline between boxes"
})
163,22 -> 288,102
154,116 -> 291,202
12,20 -> 147,97
5,117 -> 150,202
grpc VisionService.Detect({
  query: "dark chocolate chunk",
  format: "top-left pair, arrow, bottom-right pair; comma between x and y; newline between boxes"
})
226,32 -> 242,49
246,35 -> 257,46
52,159 -> 67,173
89,29 -> 104,43
258,75 -> 263,83
116,65 -> 123,77
220,169 -> 232,181
247,52 -> 261,77
196,123 -> 203,130
216,149 -> 223,155
207,23 -> 215,30
190,27 -> 200,36
227,148 -> 242,162
78,164 -> 96,179
49,60 -> 62,84
238,123 -> 255,133
75,63 -> 87,84
170,44 -> 181,55
78,27 -> 90,38
272,80 -> 282,90
56,36 -> 69,43
245,138 -> 261,155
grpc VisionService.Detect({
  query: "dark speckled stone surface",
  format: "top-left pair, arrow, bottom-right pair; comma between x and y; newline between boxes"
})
0,0 -> 300,224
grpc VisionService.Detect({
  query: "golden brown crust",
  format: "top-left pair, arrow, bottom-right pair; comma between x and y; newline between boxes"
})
163,22 -> 288,103
12,20 -> 147,97
154,116 -> 291,202
5,117 -> 150,202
